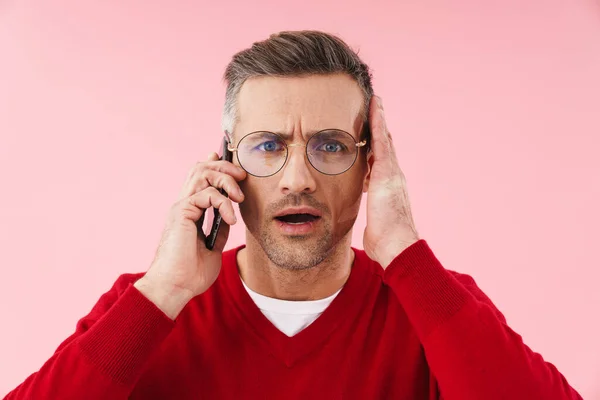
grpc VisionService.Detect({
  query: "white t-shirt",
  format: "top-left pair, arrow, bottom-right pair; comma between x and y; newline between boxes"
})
241,278 -> 342,337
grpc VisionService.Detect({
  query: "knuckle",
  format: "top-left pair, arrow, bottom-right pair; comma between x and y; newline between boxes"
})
207,170 -> 232,191
215,163 -> 228,174
167,205 -> 187,225
221,199 -> 232,213
177,208 -> 192,222
211,172 -> 224,187
193,180 -> 209,194
221,174 -> 235,189
199,167 -> 211,180
203,186 -> 221,201
205,185 -> 219,195
189,162 -> 203,176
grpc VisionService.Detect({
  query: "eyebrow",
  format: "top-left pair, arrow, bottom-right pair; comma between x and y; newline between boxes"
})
272,130 -> 315,140
271,129 -> 359,140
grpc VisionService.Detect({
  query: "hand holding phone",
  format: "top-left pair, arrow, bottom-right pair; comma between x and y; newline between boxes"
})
137,138 -> 242,319
197,137 -> 234,250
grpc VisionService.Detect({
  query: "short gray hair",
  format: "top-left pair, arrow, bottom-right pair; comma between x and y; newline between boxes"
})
221,30 -> 374,140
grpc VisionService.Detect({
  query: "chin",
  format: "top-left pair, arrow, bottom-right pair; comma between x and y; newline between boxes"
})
260,229 -> 334,271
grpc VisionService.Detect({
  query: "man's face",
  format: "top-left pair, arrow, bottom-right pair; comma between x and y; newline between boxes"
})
234,73 -> 371,270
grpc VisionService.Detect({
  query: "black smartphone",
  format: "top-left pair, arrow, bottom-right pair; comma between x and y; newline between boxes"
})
196,136 -> 234,250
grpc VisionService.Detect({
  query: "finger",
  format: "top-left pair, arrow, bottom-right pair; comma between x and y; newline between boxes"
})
179,162 -> 205,200
188,159 -> 246,182
179,159 -> 246,200
204,159 -> 247,181
200,170 -> 245,203
182,167 -> 246,201
368,96 -> 396,162
207,152 -> 219,161
188,187 -> 237,225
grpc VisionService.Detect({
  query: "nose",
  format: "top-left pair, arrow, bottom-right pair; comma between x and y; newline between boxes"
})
278,144 -> 317,195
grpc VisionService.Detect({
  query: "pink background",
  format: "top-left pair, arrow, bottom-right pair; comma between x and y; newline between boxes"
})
1,0 -> 599,397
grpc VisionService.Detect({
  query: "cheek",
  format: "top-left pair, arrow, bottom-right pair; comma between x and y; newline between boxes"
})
328,180 -> 364,227
237,180 -> 255,221
238,178 -> 271,225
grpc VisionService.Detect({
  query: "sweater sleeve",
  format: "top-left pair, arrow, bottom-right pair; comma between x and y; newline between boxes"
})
383,239 -> 583,400
3,273 -> 175,400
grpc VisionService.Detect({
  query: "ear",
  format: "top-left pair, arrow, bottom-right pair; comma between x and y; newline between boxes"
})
362,149 -> 374,193
224,130 -> 233,144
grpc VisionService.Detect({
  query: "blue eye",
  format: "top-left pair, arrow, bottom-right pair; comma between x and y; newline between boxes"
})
317,141 -> 346,153
256,140 -> 283,152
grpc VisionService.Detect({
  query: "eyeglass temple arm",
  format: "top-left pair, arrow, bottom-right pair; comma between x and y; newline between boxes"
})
224,131 -> 238,153
227,143 -> 238,152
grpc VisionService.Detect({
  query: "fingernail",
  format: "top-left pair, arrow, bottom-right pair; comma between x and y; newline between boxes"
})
376,96 -> 384,110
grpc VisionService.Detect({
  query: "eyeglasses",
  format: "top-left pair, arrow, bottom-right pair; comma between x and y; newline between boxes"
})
227,129 -> 367,177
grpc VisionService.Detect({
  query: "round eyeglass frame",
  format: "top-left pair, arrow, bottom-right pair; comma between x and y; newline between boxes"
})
226,129 -> 368,177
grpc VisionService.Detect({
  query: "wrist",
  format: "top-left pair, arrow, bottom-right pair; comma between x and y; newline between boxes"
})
377,239 -> 419,269
133,276 -> 194,320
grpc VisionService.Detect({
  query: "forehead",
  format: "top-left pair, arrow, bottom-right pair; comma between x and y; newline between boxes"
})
235,73 -> 364,138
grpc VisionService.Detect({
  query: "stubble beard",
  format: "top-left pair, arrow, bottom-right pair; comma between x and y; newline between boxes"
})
258,218 -> 336,271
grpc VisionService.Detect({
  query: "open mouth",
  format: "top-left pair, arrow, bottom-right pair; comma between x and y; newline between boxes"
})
274,213 -> 320,224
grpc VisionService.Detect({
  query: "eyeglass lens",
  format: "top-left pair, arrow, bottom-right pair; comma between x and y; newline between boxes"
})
235,130 -> 360,177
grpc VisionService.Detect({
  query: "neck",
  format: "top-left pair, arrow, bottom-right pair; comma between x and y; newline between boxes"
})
237,231 -> 355,301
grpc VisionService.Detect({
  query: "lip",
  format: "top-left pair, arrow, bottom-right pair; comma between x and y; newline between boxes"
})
273,206 -> 323,236
274,218 -> 320,235
273,207 -> 323,218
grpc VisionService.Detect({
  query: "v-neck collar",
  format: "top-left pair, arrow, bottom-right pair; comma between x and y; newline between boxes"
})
220,245 -> 375,367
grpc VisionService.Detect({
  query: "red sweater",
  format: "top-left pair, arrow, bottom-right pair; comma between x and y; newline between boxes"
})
5,240 -> 581,399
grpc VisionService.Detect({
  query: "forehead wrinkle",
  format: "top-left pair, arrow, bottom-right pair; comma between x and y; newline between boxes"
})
270,105 -> 362,140
235,75 -> 364,141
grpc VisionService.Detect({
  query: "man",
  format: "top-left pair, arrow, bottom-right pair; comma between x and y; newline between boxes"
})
5,31 -> 581,400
